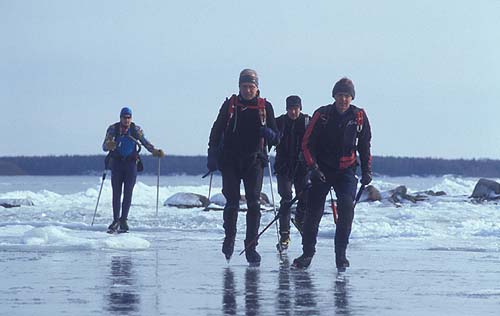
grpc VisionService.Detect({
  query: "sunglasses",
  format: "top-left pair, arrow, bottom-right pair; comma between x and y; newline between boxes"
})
121,116 -> 132,119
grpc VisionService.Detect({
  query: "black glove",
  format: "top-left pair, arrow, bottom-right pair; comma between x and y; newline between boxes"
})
361,171 -> 372,185
260,127 -> 278,144
207,147 -> 218,172
309,164 -> 326,183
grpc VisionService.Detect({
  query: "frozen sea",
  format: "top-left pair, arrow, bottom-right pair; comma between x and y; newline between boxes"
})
1,174 -> 500,316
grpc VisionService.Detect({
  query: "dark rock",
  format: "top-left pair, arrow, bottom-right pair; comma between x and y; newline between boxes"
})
359,185 -> 382,202
0,198 -> 34,208
470,178 -> 500,200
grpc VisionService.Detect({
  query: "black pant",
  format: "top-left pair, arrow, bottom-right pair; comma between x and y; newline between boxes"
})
302,168 -> 357,256
276,165 -> 308,234
111,158 -> 137,221
221,155 -> 264,244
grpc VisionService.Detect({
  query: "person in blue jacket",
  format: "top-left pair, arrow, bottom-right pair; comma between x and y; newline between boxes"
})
103,107 -> 164,233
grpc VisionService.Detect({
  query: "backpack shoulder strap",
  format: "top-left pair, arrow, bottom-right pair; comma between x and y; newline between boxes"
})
225,94 -> 238,129
227,94 -> 238,116
113,122 -> 120,136
130,122 -> 138,138
257,97 -> 266,109
317,105 -> 332,124
353,107 -> 364,133
257,97 -> 266,124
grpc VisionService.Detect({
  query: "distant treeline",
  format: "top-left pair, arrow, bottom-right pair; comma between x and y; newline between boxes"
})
1,155 -> 500,177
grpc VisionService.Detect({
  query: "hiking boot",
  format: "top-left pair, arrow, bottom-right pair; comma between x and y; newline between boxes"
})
119,218 -> 129,232
335,248 -> 350,270
222,237 -> 235,261
292,254 -> 313,269
244,239 -> 261,266
276,232 -> 290,251
107,219 -> 120,233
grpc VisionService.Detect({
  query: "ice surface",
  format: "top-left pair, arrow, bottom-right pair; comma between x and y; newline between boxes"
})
0,175 -> 499,315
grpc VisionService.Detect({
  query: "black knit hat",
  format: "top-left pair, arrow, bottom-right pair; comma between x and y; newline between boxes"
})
239,69 -> 259,87
286,95 -> 302,109
332,78 -> 355,100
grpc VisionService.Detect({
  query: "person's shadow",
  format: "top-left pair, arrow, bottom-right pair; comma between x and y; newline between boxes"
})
292,267 -> 319,315
334,272 -> 351,315
105,255 -> 140,315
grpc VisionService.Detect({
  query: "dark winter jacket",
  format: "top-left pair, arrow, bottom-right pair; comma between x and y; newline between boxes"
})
302,103 -> 372,174
274,113 -> 310,176
209,94 -> 279,161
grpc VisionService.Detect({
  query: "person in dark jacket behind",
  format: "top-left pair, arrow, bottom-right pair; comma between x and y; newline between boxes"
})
103,107 -> 164,233
274,95 -> 310,251
292,78 -> 372,270
207,69 -> 279,266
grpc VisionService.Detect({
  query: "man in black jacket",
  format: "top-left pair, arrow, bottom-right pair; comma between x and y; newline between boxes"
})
292,78 -> 372,270
207,69 -> 279,265
274,95 -> 310,250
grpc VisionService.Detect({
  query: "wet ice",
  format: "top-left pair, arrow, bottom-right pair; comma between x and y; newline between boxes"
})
1,175 -> 500,315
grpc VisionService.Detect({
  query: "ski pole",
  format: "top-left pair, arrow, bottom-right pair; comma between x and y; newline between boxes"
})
156,156 -> 161,217
202,171 -> 212,179
266,151 -> 282,254
259,108 -> 282,256
353,184 -> 366,210
202,171 -> 214,212
239,191 -> 303,256
91,154 -> 111,226
330,189 -> 338,224
208,172 -> 213,201
91,170 -> 107,226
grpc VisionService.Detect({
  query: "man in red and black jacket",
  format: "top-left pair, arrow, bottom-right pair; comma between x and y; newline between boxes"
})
292,78 -> 372,270
207,69 -> 279,266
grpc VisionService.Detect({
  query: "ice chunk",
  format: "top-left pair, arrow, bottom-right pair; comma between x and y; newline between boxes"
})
164,192 -> 209,208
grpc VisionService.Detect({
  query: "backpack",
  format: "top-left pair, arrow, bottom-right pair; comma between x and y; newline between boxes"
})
225,94 -> 267,132
112,122 -> 144,172
317,105 -> 365,170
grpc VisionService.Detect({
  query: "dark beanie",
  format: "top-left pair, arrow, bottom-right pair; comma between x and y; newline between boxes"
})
239,69 -> 259,87
286,95 -> 302,109
332,78 -> 355,100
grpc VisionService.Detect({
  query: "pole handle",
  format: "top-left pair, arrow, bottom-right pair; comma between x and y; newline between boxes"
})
156,157 -> 161,218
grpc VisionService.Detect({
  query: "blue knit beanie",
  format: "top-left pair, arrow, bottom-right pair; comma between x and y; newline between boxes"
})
120,107 -> 132,117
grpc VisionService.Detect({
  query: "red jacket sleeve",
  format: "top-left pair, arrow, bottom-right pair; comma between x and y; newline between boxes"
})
301,110 -> 322,168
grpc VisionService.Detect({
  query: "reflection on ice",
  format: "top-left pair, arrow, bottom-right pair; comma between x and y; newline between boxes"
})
223,268 -> 236,316
334,273 -> 351,316
277,256 -> 291,315
105,256 -> 140,315
245,267 -> 260,316
292,269 -> 319,315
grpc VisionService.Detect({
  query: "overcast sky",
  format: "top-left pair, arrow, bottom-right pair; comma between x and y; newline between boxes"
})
1,0 -> 499,159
